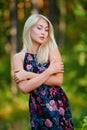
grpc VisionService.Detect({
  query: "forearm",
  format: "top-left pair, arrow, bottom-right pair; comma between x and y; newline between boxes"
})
25,71 -> 63,87
25,71 -> 38,79
17,68 -> 51,94
45,73 -> 63,86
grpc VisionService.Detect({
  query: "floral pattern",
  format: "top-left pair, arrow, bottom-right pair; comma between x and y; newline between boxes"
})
24,53 -> 74,130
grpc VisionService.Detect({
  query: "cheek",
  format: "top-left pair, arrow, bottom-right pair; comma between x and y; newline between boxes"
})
45,34 -> 49,43
30,29 -> 37,39
45,33 -> 49,40
46,33 -> 49,38
44,35 -> 48,44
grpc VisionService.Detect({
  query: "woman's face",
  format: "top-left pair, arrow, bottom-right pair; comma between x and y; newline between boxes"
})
30,18 -> 49,46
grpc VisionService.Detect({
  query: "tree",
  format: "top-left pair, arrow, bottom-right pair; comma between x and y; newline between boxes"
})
10,0 -> 20,94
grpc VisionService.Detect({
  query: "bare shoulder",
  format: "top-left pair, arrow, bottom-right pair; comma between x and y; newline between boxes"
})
12,51 -> 25,72
13,51 -> 25,61
49,48 -> 62,62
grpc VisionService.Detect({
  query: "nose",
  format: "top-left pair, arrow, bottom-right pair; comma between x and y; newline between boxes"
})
41,29 -> 45,35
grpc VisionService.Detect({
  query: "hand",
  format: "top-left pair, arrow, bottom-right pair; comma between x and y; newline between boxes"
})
14,70 -> 28,83
48,59 -> 64,75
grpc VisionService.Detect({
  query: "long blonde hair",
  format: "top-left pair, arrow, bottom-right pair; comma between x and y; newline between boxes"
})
22,14 -> 58,63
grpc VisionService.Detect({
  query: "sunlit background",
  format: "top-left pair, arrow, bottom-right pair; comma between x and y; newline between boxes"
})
0,0 -> 87,130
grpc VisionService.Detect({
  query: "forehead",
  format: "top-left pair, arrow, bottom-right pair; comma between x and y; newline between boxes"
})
36,18 -> 49,27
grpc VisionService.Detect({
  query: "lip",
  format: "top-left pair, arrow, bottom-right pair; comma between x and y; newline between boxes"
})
39,36 -> 45,40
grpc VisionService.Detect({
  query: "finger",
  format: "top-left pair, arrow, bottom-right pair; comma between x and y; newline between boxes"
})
14,70 -> 20,73
14,73 -> 18,80
15,80 -> 19,84
14,77 -> 18,82
60,62 -> 64,65
14,78 -> 19,83
14,75 -> 17,80
61,67 -> 64,72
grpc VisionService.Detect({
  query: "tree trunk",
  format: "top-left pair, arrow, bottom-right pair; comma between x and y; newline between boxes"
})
48,0 -> 60,25
58,0 -> 66,46
10,0 -> 19,95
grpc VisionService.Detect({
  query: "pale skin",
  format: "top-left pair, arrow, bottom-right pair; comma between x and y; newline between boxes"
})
12,18 -> 64,94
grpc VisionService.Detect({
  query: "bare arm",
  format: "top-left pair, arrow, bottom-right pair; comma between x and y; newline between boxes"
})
12,52 -> 37,80
12,52 -> 62,93
45,48 -> 64,86
23,48 -> 64,86
13,49 -> 64,85
17,63 -> 54,94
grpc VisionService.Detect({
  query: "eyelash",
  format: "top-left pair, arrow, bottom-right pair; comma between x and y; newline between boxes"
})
37,27 -> 41,30
37,27 -> 48,32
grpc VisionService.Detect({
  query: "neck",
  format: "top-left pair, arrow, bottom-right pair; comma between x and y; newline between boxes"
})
31,44 -> 39,54
31,44 -> 40,54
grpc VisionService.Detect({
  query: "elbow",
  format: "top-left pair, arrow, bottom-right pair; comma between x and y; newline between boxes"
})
21,89 -> 29,94
17,83 -> 29,94
54,74 -> 63,87
57,78 -> 63,87
19,86 -> 29,94
58,81 -> 63,87
52,80 -> 63,87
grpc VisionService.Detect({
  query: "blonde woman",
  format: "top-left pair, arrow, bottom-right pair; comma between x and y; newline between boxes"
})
12,14 -> 74,129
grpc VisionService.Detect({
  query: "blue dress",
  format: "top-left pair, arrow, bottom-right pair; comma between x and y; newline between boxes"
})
24,53 -> 74,130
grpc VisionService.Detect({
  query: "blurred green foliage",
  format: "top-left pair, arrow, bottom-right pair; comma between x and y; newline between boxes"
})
0,0 -> 87,130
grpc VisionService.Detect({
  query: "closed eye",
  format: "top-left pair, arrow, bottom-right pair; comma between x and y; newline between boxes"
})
45,28 -> 49,32
37,27 -> 42,30
37,25 -> 49,31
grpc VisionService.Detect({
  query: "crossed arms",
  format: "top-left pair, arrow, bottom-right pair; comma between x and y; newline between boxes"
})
12,49 -> 64,94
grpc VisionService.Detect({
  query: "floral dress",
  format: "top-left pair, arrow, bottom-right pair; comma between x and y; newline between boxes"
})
24,53 -> 74,130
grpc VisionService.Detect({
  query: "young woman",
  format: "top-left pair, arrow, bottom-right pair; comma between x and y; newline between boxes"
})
12,14 -> 74,130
